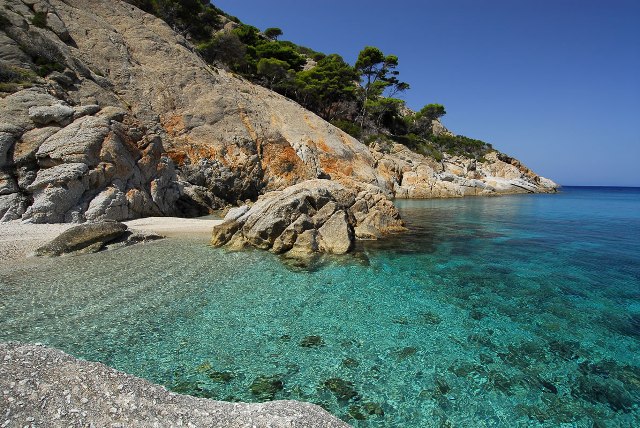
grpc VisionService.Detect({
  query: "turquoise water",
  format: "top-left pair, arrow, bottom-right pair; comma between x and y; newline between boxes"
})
1,187 -> 639,426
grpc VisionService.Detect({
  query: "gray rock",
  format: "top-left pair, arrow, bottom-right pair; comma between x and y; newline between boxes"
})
0,171 -> 19,196
0,132 -> 17,167
45,11 -> 71,42
26,162 -> 88,191
212,179 -> 404,256
34,221 -> 129,256
84,186 -> 129,222
24,180 -> 85,223
0,343 -> 349,428
73,104 -> 101,119
28,104 -> 75,126
12,126 -> 60,165
317,210 -> 353,254
37,115 -> 109,166
0,193 -> 28,221
224,204 -> 250,222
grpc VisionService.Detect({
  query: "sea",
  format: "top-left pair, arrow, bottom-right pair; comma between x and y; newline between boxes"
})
1,186 -> 639,427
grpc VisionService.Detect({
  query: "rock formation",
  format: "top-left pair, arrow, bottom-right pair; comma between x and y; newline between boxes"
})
211,179 -> 405,256
34,220 -> 162,256
0,0 -> 556,225
373,143 -> 558,198
0,342 -> 349,428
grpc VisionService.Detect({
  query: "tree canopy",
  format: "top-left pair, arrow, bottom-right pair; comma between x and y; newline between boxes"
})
264,27 -> 283,41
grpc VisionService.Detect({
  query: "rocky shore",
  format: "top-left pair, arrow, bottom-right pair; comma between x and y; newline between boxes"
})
0,343 -> 349,427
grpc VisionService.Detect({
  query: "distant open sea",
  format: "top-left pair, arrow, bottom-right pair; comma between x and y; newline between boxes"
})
1,186 -> 639,427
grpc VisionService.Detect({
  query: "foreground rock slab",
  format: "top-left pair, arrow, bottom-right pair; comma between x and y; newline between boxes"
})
34,220 -> 161,256
0,343 -> 350,428
211,179 -> 406,257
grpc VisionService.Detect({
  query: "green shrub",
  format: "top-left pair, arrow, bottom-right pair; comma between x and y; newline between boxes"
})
331,120 -> 362,139
32,56 -> 64,77
0,64 -> 37,93
31,11 -> 47,28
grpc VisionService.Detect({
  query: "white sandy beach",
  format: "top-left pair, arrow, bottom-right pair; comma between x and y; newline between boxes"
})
124,216 -> 223,238
0,217 -> 223,263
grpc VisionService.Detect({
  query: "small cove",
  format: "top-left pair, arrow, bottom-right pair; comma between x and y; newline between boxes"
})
1,187 -> 639,427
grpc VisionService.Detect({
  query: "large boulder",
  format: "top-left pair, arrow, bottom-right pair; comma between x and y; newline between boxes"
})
34,221 -> 129,256
211,180 -> 405,256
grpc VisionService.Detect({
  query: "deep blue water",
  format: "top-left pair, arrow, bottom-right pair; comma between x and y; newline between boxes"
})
1,187 -> 639,427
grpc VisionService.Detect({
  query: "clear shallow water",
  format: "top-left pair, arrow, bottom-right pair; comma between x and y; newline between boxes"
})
1,187 -> 639,427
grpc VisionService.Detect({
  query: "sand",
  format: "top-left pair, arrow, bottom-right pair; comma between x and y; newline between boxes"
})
0,221 -> 74,263
124,216 -> 223,238
0,217 -> 223,263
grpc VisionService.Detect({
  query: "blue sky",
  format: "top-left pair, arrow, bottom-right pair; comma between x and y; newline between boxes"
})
213,0 -> 640,186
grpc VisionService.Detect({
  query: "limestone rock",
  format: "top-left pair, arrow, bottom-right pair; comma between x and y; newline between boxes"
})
34,221 -> 128,256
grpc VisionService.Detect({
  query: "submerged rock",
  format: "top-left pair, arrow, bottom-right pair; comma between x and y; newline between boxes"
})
250,375 -> 285,400
211,179 -> 405,256
300,335 -> 325,348
323,378 -> 360,401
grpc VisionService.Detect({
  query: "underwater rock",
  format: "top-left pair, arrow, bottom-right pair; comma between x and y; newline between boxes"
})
571,375 -> 634,412
348,405 -> 367,421
208,371 -> 235,383
300,336 -> 325,348
434,375 -> 451,395
342,358 -> 359,368
362,402 -> 385,417
249,375 -> 284,400
548,339 -> 581,361
539,379 -> 558,394
323,378 -> 360,401
395,346 -> 418,360
421,311 -> 442,325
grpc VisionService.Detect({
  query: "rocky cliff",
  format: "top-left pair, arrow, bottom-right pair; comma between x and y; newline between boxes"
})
0,0 -> 557,223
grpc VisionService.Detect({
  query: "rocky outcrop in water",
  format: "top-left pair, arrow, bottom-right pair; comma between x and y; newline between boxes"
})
0,0 -> 556,225
211,179 -> 405,256
0,342 -> 349,427
373,141 -> 558,198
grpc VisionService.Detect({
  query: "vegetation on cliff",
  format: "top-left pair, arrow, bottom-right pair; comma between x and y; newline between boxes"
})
122,0 -> 493,161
